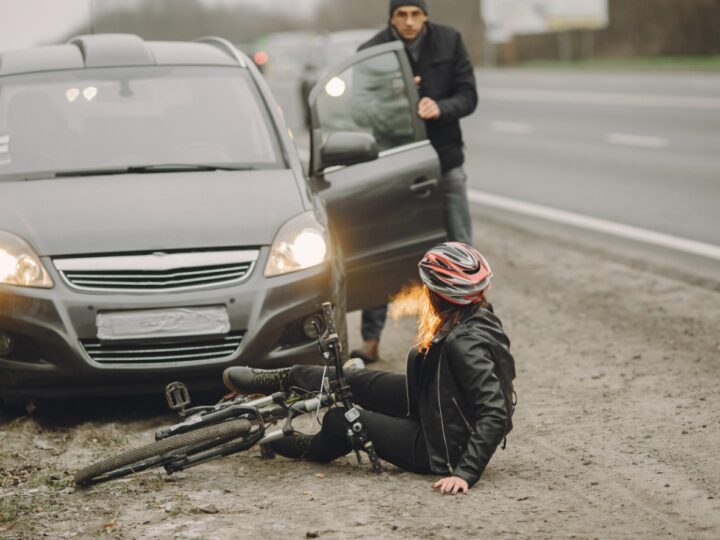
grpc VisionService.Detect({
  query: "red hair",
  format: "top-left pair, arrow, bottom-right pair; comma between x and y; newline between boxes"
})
416,285 -> 488,352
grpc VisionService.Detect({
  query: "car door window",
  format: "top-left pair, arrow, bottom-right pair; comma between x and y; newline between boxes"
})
315,50 -> 418,153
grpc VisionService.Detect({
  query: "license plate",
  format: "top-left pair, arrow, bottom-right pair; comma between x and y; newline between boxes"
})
96,306 -> 230,341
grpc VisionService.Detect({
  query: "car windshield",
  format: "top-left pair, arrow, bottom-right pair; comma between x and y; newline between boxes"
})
0,66 -> 282,180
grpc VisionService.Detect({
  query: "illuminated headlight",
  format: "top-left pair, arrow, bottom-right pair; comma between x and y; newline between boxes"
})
264,212 -> 329,277
0,230 -> 53,288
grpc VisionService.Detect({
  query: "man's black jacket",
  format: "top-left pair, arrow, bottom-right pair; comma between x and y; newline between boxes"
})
359,22 -> 478,172
405,305 -> 515,487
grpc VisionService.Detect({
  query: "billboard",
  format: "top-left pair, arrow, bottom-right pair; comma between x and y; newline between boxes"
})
482,0 -> 609,43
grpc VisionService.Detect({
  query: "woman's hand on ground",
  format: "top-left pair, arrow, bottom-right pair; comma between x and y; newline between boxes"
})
432,476 -> 469,495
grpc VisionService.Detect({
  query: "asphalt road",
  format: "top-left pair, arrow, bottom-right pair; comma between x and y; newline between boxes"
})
464,69 -> 720,248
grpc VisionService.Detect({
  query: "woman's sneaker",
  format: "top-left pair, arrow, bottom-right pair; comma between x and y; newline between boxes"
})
222,366 -> 291,395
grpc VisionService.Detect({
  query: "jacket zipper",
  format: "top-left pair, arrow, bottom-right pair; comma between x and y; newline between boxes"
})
437,351 -> 453,474
405,347 -> 413,417
451,397 -> 475,434
411,349 -> 435,469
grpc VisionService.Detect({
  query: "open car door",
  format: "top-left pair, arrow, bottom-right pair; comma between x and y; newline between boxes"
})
308,41 -> 444,311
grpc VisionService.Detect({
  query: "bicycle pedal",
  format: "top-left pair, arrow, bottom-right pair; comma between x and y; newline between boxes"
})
165,381 -> 191,415
259,443 -> 276,459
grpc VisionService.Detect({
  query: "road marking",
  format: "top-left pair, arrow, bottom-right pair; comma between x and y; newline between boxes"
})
468,189 -> 720,261
606,133 -> 669,149
478,87 -> 720,109
490,121 -> 534,135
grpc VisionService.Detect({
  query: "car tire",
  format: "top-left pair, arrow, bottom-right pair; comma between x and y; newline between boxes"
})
0,397 -> 27,416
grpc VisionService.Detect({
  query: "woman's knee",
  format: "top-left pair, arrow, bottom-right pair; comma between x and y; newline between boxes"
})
322,407 -> 348,435
289,365 -> 327,390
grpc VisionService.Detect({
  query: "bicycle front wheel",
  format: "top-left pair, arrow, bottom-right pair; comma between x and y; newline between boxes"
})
74,418 -> 252,487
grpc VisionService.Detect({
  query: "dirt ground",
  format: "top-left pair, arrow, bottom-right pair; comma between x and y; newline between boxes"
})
1,213 -> 719,540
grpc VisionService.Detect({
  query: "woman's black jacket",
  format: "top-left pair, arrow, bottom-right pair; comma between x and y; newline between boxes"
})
405,305 -> 515,487
359,22 -> 478,173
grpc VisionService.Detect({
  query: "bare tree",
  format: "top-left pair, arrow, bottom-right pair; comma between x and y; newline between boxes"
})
503,0 -> 720,64
314,0 -> 484,62
64,0 -> 309,45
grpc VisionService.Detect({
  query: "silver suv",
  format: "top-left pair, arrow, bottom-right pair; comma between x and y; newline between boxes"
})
0,34 -> 443,401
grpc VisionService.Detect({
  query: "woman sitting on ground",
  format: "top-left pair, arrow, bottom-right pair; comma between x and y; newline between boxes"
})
223,242 -> 516,494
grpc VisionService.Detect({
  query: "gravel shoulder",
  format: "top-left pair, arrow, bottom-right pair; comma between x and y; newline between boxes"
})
2,213 -> 719,539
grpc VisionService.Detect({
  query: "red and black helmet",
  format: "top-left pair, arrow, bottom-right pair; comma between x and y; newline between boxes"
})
418,242 -> 492,305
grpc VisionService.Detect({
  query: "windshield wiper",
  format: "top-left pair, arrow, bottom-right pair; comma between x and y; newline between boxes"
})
126,164 -> 255,173
51,164 -> 254,178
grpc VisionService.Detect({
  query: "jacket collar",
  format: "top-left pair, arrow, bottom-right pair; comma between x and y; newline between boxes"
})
432,302 -> 494,344
430,302 -> 490,345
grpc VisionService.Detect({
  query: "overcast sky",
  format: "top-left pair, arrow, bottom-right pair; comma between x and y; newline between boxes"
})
0,0 -> 321,53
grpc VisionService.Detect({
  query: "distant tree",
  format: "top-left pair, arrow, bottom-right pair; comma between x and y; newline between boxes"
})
314,0 -> 483,62
503,0 -> 720,64
63,0 -> 310,45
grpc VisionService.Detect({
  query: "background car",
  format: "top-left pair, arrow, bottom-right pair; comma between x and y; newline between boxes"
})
250,31 -> 314,78
0,34 -> 444,402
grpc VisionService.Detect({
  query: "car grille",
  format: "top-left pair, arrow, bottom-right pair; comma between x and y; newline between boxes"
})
54,250 -> 259,293
81,332 -> 244,365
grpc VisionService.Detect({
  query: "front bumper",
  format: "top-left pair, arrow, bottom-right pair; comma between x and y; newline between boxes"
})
0,247 -> 340,400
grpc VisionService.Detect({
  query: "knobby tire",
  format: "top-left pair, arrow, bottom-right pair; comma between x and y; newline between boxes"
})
74,418 -> 252,486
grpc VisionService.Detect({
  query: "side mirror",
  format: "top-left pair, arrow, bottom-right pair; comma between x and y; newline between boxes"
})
319,132 -> 379,170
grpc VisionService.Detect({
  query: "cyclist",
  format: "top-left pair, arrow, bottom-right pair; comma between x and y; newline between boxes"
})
224,242 -> 515,494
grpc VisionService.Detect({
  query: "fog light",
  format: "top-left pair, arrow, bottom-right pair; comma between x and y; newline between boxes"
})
302,315 -> 325,339
0,332 -> 14,356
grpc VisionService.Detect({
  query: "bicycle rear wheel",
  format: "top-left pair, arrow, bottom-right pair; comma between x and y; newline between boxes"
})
74,418 -> 252,486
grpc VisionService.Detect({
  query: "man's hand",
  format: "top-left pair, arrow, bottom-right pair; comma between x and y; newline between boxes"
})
418,97 -> 440,120
432,476 -> 469,495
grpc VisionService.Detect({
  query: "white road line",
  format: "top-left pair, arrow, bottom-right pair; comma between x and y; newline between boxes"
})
468,189 -> 720,261
606,133 -> 669,149
477,87 -> 720,109
490,121 -> 534,135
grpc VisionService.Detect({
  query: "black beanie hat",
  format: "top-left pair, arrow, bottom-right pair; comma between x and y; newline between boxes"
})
389,0 -> 428,16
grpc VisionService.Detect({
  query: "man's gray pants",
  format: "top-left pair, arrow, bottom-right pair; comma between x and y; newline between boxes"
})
360,166 -> 473,342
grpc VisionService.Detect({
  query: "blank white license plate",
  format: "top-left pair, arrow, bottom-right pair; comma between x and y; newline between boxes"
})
96,306 -> 230,341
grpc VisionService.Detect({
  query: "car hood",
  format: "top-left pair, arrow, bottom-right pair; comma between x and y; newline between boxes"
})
0,170 -> 305,256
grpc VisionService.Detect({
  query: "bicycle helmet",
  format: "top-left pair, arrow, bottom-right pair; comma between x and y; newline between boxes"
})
418,242 -> 492,305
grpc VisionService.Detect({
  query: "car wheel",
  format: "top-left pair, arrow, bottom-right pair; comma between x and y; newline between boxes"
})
0,397 -> 28,416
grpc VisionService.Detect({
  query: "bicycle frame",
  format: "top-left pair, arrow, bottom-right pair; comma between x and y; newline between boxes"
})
153,302 -> 383,476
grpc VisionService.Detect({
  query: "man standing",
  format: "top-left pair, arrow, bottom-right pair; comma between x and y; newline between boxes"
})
351,0 -> 478,364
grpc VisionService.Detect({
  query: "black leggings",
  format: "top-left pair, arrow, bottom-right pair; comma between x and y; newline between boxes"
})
288,366 -> 432,474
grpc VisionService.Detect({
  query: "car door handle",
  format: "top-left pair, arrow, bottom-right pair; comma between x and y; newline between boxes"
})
409,177 -> 438,198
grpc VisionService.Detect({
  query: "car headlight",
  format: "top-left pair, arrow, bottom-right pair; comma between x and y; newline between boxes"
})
264,212 -> 329,277
0,230 -> 54,288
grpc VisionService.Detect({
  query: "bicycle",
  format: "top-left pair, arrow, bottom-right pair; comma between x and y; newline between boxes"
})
74,302 -> 383,487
